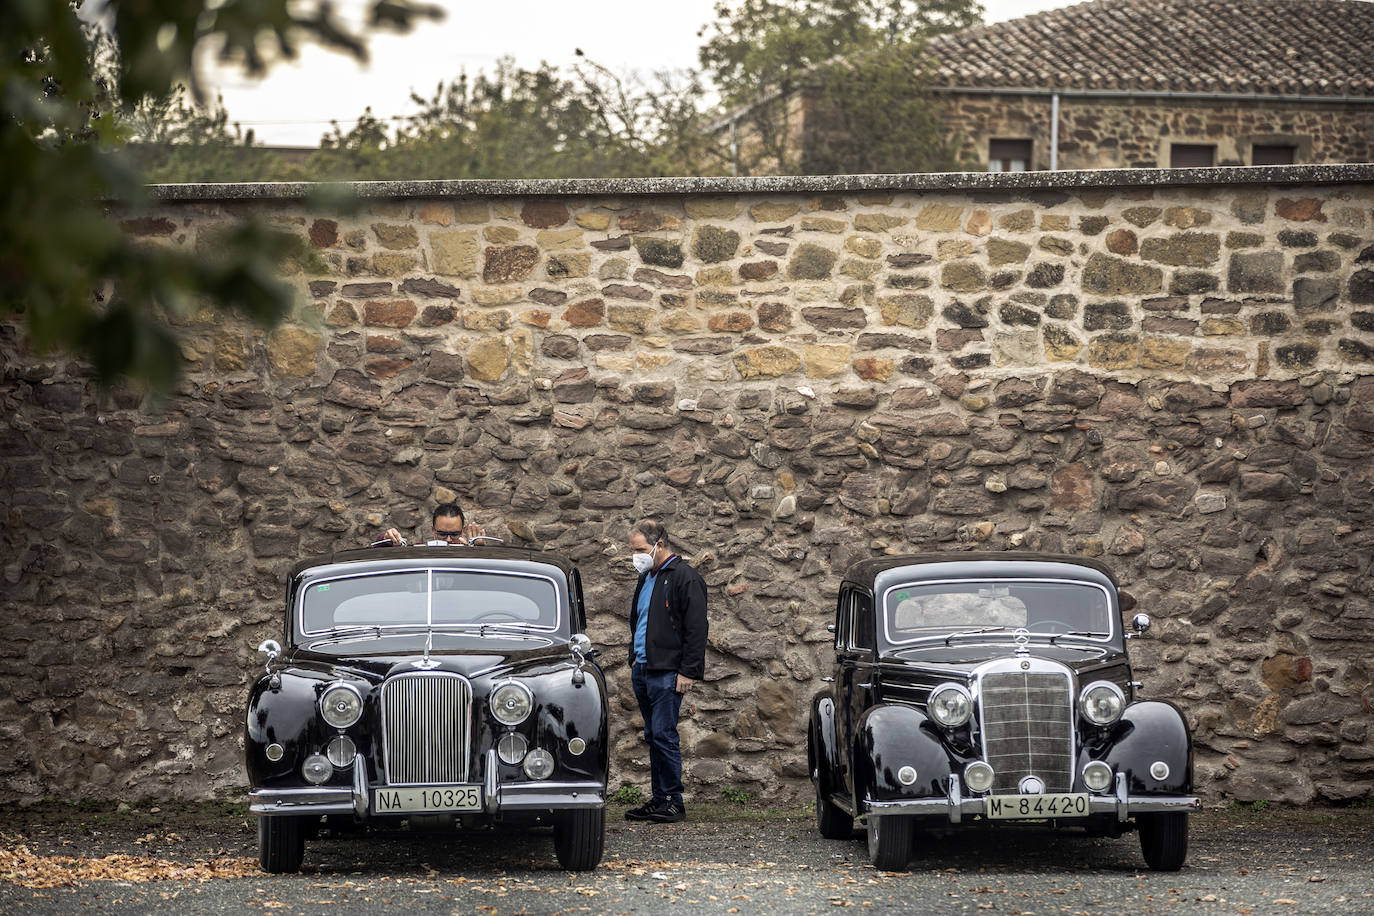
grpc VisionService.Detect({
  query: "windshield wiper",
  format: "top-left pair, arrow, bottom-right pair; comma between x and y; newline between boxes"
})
943,626 -> 1010,645
1047,631 -> 1102,643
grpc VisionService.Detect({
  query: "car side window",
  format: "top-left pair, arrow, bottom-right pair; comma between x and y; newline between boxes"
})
833,587 -> 850,648
850,592 -> 875,651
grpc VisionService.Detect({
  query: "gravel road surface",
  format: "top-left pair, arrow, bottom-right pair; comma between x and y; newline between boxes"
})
2,802 -> 1371,914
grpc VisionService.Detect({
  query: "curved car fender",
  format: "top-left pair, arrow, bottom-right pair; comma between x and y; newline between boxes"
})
809,692 -> 842,791
528,664 -> 609,781
854,704 -> 949,803
244,671 -> 321,784
1101,700 -> 1193,795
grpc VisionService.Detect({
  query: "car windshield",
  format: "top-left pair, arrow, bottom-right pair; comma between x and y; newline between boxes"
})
883,579 -> 1112,645
300,569 -> 559,634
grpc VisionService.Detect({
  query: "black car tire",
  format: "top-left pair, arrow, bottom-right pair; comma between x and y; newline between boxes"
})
553,807 -> 605,871
865,814 -> 913,871
258,815 -> 305,874
815,777 -> 854,839
1138,811 -> 1188,871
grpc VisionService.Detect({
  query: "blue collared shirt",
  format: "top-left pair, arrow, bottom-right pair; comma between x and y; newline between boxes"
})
633,556 -> 673,664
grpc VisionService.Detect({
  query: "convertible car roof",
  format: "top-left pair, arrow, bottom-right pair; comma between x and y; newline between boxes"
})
288,545 -> 577,580
844,552 -> 1120,588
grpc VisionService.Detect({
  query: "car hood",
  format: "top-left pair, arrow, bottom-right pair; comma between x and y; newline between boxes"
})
881,639 -> 1121,676
288,632 -> 569,681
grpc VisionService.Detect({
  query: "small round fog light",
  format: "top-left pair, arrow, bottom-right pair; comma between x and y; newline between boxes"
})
302,753 -> 334,785
1149,760 -> 1171,781
265,743 -> 284,762
522,748 -> 555,780
326,735 -> 356,768
498,732 -> 528,765
1083,760 -> 1114,792
896,765 -> 918,786
964,761 -> 995,793
568,737 -> 587,756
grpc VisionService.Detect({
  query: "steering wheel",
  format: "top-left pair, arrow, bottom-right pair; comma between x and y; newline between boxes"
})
1030,619 -> 1075,633
470,612 -> 520,624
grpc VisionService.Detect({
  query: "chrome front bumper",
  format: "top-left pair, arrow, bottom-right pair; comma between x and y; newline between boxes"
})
250,750 -> 605,817
864,773 -> 1201,823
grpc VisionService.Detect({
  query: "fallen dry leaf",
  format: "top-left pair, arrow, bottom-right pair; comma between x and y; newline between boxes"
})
0,843 -> 259,888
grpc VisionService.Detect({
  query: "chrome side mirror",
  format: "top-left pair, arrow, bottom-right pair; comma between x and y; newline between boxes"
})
569,633 -> 593,685
1131,613 -> 1151,635
257,639 -> 281,668
257,639 -> 282,689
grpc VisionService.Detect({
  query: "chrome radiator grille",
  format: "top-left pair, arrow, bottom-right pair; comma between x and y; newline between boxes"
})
381,673 -> 472,785
978,670 -> 1074,793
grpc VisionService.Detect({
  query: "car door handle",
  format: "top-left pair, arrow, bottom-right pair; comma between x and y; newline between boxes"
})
858,682 -> 872,689
820,676 -> 834,683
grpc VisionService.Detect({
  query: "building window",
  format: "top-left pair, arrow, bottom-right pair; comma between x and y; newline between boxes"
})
1252,143 -> 1297,165
988,139 -> 1032,172
1170,144 -> 1216,168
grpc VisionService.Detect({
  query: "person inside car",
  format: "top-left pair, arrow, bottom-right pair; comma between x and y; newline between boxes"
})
374,501 -> 487,547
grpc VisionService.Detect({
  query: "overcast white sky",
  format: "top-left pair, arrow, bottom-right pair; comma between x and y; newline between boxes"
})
197,0 -> 1074,146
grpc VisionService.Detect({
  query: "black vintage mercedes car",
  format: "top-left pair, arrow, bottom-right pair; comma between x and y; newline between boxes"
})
244,546 -> 608,873
809,553 -> 1199,872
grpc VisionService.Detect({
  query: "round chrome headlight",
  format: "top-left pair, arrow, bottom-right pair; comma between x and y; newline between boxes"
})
1080,681 -> 1125,726
964,761 -> 995,793
320,682 -> 363,729
326,735 -> 357,768
498,732 -> 528,765
1083,760 -> 1114,792
522,748 -> 555,780
928,683 -> 973,728
491,682 -> 534,726
302,753 -> 334,785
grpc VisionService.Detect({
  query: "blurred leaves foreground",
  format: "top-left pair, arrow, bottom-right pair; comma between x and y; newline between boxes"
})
0,0 -> 442,393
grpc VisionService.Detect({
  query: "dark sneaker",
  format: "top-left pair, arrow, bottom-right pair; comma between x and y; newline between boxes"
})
624,800 -> 659,821
643,799 -> 686,824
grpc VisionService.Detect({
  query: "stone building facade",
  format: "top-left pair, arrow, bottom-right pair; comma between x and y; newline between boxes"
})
1,165 -> 1372,808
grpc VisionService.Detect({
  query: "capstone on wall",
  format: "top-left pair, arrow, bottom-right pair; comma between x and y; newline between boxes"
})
2,168 -> 1373,807
939,94 -> 1374,170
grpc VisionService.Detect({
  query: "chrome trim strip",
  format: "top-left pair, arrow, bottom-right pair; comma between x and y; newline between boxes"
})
497,781 -> 606,810
353,754 -> 370,819
250,787 -> 354,815
484,748 -> 499,814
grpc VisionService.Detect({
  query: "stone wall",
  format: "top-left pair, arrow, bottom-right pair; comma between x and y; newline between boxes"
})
2,166 -> 1373,807
940,93 -> 1374,171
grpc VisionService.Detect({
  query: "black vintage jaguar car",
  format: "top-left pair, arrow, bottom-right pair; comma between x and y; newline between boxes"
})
244,546 -> 608,873
809,553 -> 1199,872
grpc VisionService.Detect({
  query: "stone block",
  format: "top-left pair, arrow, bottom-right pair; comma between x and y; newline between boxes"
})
1082,253 -> 1162,295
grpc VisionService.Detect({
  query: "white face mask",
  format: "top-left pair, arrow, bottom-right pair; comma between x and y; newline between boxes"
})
632,545 -> 656,575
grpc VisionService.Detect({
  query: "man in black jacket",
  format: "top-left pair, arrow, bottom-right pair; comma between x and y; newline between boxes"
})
624,518 -> 708,824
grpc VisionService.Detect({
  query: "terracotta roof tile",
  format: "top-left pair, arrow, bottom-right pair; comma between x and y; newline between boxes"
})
929,0 -> 1374,97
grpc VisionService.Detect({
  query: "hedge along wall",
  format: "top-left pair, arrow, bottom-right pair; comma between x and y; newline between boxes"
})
1,165 -> 1373,807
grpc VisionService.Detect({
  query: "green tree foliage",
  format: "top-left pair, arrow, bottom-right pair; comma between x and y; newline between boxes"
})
1,0 -> 439,390
291,58 -> 714,181
698,0 -> 982,175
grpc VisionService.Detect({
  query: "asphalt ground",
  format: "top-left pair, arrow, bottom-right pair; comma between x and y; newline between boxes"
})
2,801 -> 1372,914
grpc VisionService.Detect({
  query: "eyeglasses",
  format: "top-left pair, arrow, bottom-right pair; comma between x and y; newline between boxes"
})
434,529 -> 465,539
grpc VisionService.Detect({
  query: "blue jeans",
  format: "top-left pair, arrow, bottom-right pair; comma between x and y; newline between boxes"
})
631,664 -> 684,806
